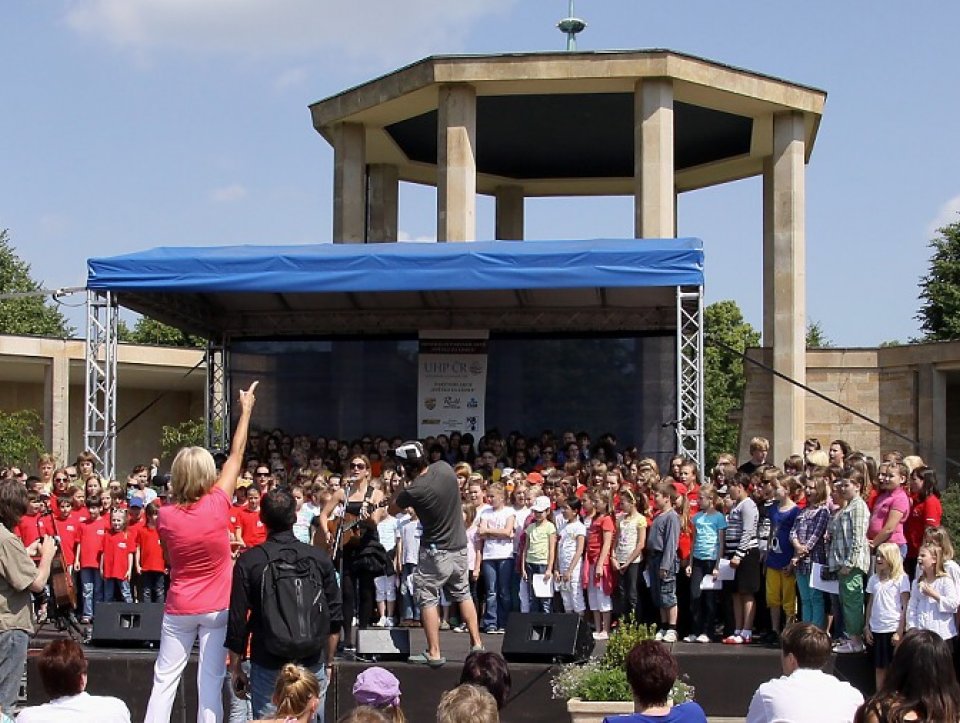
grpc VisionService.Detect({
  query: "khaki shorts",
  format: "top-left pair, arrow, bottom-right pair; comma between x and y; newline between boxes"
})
412,546 -> 471,608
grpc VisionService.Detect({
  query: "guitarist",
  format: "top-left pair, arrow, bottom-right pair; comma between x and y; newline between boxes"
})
315,455 -> 386,654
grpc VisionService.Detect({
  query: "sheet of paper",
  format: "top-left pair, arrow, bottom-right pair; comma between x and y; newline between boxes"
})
642,569 -> 651,588
531,573 -> 554,597
717,558 -> 736,581
700,574 -> 723,590
811,562 -> 840,595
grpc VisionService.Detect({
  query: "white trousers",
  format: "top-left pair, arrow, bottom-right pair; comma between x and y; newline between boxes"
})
144,609 -> 229,723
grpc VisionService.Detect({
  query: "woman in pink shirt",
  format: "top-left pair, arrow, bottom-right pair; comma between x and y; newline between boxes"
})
144,381 -> 258,723
868,461 -> 912,559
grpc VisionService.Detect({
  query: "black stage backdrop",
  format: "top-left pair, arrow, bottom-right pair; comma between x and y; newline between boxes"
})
230,333 -> 675,455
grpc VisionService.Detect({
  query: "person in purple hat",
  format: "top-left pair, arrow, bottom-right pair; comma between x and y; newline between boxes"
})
351,667 -> 405,722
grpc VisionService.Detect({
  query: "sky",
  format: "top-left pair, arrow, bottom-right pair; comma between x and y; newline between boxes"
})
1,1 -> 957,346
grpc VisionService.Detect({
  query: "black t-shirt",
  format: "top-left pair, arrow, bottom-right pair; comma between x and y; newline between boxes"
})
396,461 -> 467,551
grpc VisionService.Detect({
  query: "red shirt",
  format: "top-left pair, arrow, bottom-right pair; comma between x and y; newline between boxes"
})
102,528 -> 133,580
686,483 -> 701,515
77,516 -> 107,569
585,514 -> 616,564
52,515 -> 80,567
127,516 -> 146,539
229,504 -> 243,535
14,512 -> 43,549
237,506 -> 267,547
137,525 -> 165,573
71,509 -> 89,525
905,493 -> 943,558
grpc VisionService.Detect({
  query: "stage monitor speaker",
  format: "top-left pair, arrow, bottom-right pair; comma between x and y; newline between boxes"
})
501,613 -> 595,664
356,628 -> 411,661
91,602 -> 164,647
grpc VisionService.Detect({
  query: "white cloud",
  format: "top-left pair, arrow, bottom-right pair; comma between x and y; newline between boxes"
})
210,184 -> 248,203
63,0 -> 516,64
928,194 -> 960,236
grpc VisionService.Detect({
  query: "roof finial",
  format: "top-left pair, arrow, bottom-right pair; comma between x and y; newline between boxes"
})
557,0 -> 586,51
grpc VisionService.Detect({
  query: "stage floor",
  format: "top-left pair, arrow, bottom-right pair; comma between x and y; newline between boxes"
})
26,625 -> 869,721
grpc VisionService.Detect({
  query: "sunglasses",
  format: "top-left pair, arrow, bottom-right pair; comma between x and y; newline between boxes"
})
54,477 -> 69,482
350,463 -> 367,470
256,472 -> 270,476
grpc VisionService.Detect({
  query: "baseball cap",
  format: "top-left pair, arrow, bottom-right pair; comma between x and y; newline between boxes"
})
526,471 -> 544,485
394,441 -> 425,463
531,495 -> 551,512
353,666 -> 401,707
129,497 -> 145,508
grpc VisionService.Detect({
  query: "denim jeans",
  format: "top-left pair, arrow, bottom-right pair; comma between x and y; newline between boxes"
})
79,567 -> 103,619
481,557 -> 513,629
0,629 -> 28,714
525,562 -> 552,613
251,661 -> 328,723
225,659 -> 252,723
796,571 -> 826,629
104,578 -> 133,603
141,571 -> 166,603
688,558 -> 718,636
400,562 -> 420,622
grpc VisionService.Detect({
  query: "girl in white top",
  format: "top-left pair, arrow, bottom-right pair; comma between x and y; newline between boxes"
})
864,542 -> 910,690
511,484 -> 532,613
555,497 -> 587,615
907,541 -> 959,640
478,482 -> 516,632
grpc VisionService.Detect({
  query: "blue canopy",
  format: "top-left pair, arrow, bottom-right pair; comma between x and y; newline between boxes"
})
87,238 -> 703,293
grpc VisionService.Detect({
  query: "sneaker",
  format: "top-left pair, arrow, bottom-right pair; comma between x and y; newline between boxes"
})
654,629 -> 665,641
741,634 -> 753,645
452,623 -> 468,633
592,631 -> 609,640
439,620 -> 451,631
834,640 -> 866,654
372,616 -> 387,628
494,628 -> 506,635
384,617 -> 395,628
696,634 -> 711,644
683,634 -> 698,643
662,629 -> 678,643
484,626 -> 498,635
722,634 -> 744,645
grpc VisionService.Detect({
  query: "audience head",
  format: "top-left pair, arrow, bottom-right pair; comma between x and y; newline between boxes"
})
625,641 -> 679,708
0,478 -> 29,529
780,622 -> 831,673
272,664 -> 320,721
337,707 -> 390,723
353,667 -> 403,721
437,684 -> 499,723
169,446 -> 217,504
260,487 -> 297,532
460,651 -> 511,710
38,639 -> 88,699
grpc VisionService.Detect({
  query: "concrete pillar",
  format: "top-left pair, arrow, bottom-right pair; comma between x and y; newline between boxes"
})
634,78 -> 675,238
762,157 -> 775,344
495,185 -> 524,240
366,163 -> 399,242
765,111 -> 806,465
43,351 -> 69,463
437,84 -> 477,242
917,363 -> 947,481
332,122 -> 366,243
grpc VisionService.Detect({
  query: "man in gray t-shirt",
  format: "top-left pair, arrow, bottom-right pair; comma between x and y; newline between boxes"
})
390,442 -> 483,666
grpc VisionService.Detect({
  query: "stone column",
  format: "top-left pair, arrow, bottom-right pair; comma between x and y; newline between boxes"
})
44,350 -> 70,464
332,122 -> 366,243
437,84 -> 477,242
634,78 -> 675,238
917,363 -> 947,481
367,163 -> 399,242
495,185 -> 524,240
764,111 -> 806,465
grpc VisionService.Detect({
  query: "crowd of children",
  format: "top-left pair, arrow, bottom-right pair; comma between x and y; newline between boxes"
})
5,429 -> 956,679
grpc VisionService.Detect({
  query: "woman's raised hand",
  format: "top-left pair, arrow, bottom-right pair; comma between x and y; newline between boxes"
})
239,381 -> 259,413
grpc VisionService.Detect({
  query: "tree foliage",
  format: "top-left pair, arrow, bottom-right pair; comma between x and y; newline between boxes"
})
0,229 -> 73,337
120,316 -> 205,348
160,418 -> 206,460
704,300 -> 760,464
0,409 -> 46,468
806,320 -> 833,349
918,218 -> 960,341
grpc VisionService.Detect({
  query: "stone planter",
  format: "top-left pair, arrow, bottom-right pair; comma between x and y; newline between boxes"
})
566,698 -> 634,723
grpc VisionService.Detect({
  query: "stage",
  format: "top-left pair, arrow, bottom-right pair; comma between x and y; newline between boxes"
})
23,625 -> 874,721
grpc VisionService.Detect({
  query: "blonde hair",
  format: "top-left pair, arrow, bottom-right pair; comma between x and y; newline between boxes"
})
874,542 -> 904,583
273,663 -> 319,718
919,542 -> 948,578
437,685 -> 498,723
923,526 -> 956,561
170,446 -> 217,505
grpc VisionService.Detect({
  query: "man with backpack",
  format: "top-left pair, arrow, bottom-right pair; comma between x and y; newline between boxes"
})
226,487 -> 342,722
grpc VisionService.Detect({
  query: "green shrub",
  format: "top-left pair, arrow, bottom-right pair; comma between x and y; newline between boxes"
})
941,480 -> 960,546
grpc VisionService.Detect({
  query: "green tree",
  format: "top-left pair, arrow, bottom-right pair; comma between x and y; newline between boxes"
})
806,320 -> 833,348
122,316 -> 205,348
918,218 -> 960,341
0,409 -> 46,468
0,229 -> 73,337
704,300 -> 760,463
160,418 -> 206,460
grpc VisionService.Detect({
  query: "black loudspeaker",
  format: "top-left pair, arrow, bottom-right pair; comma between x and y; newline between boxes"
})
355,628 -> 411,661
91,602 -> 164,646
501,613 -> 595,664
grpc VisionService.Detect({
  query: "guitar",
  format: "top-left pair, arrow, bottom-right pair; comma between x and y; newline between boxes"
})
38,507 -> 78,611
317,499 -> 390,555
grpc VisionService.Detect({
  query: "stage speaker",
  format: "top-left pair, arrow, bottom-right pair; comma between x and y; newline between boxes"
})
501,613 -> 595,664
91,602 -> 164,646
356,628 -> 410,661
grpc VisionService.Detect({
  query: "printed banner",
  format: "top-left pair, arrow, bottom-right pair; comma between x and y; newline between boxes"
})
417,332 -> 488,439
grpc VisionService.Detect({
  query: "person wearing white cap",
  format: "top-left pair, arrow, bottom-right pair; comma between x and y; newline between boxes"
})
520,496 -> 557,613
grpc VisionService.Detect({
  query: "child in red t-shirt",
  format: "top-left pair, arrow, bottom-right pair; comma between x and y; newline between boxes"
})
136,503 -> 167,603
14,491 -> 45,554
51,494 -> 80,571
103,508 -> 134,603
76,496 -> 107,622
236,486 -> 267,548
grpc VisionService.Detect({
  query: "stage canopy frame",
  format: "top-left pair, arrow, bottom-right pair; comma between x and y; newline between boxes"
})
86,238 -> 704,479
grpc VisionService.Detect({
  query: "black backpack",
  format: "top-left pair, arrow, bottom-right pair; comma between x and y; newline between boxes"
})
258,543 -> 330,660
